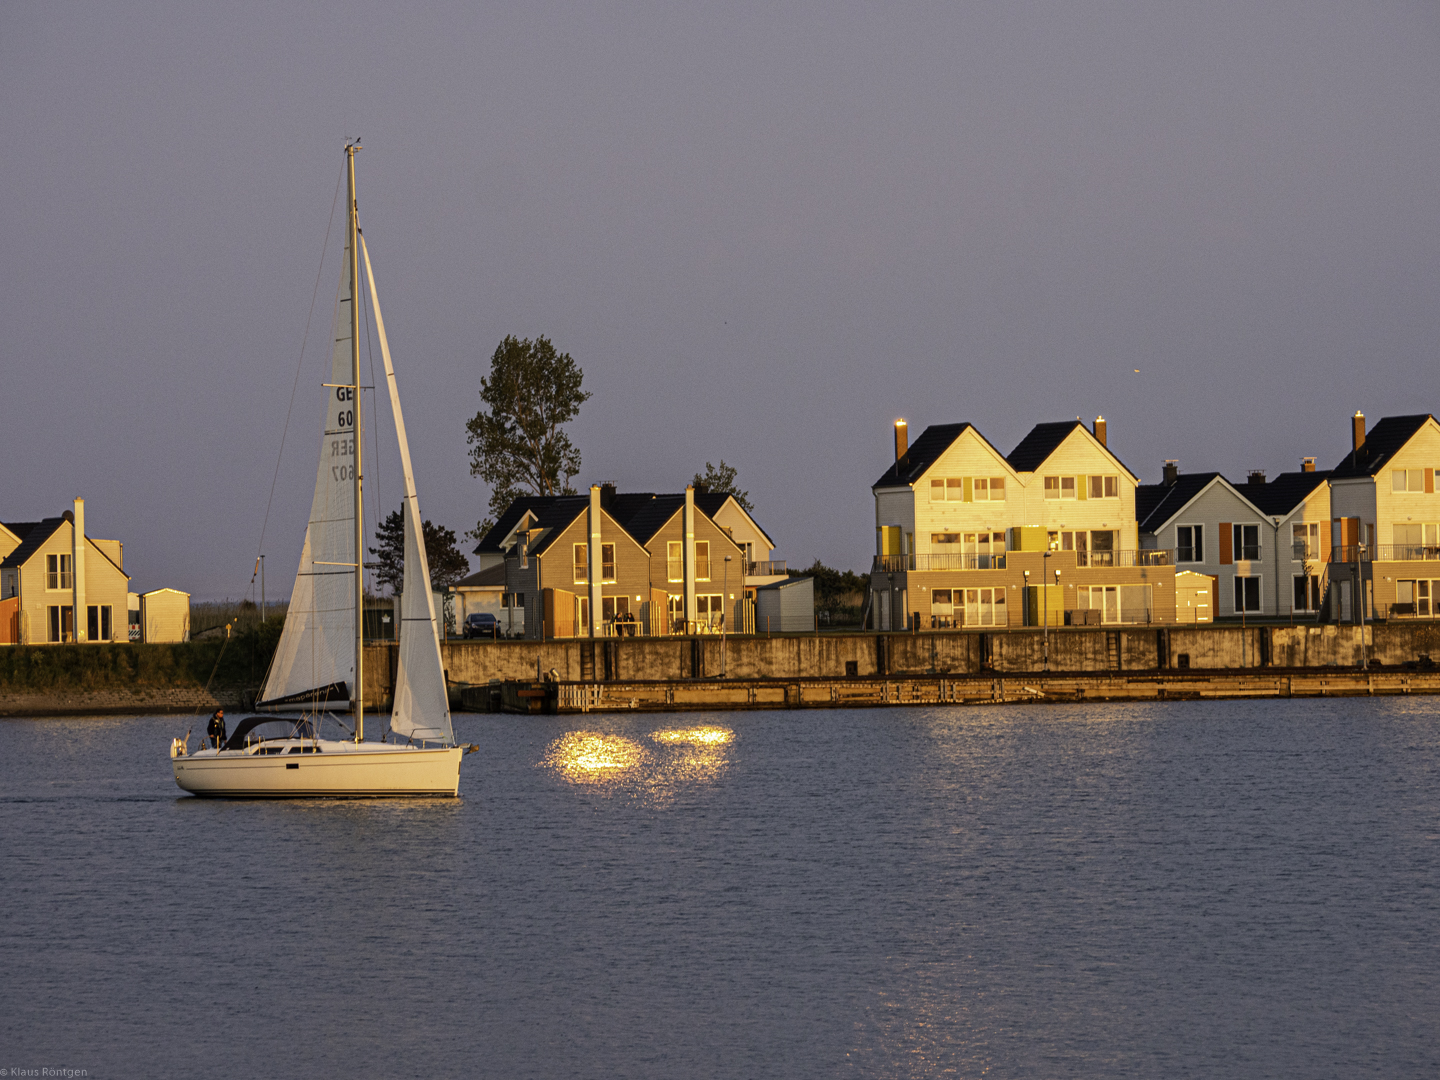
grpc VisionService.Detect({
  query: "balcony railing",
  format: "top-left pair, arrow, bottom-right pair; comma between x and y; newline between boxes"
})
1373,544 -> 1440,562
745,560 -> 787,577
872,550 -> 1173,573
1292,542 -> 1324,562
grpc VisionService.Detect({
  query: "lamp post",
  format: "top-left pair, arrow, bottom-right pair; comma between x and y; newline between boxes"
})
1357,541 -> 1367,668
1043,543 -> 1058,672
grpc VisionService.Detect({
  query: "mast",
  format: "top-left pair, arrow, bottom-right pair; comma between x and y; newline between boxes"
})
347,140 -> 364,743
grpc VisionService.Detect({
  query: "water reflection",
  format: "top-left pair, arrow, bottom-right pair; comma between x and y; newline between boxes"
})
541,724 -> 735,803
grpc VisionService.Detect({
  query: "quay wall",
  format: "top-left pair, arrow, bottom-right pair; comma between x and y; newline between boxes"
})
365,623 -> 1440,702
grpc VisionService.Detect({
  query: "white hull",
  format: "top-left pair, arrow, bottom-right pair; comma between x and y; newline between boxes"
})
173,740 -> 464,797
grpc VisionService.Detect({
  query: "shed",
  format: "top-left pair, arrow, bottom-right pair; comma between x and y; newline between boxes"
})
1174,571 -> 1214,624
140,588 -> 191,643
755,576 -> 814,633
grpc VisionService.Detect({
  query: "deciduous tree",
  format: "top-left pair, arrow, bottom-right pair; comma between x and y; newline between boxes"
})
693,460 -> 752,512
466,335 -> 590,541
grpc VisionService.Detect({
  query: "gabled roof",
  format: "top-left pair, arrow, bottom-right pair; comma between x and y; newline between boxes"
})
519,497 -> 591,556
454,563 -> 506,588
0,517 -> 65,570
610,495 -> 686,548
1330,415 -> 1435,479
473,496 -> 570,555
2,521 -> 41,544
693,491 -> 775,549
1235,470 -> 1330,518
1136,473 -> 1224,533
1007,420 -> 1138,481
873,423 -> 983,488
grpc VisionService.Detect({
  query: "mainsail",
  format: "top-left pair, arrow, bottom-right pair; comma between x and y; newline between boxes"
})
259,234 -> 359,707
360,233 -> 454,743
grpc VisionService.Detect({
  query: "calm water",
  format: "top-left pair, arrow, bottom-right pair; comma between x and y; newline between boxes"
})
1,699 -> 1437,1079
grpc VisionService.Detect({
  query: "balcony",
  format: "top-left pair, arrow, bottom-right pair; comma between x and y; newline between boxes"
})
745,560 -> 787,577
1373,544 -> 1440,562
873,553 -> 1006,572
872,549 -> 1174,574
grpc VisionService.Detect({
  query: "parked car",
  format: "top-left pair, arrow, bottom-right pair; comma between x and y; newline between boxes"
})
463,612 -> 500,639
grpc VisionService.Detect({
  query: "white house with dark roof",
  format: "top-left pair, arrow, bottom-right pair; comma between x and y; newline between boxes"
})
1137,462 -> 1331,619
1,499 -> 130,645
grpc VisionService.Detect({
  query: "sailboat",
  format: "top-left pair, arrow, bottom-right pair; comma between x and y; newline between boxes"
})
172,141 -> 471,797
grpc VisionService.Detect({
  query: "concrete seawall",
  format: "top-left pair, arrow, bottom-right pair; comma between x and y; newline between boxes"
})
364,623 -> 1440,702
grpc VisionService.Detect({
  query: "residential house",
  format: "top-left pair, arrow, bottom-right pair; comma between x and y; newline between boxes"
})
0,499 -> 130,644
870,417 -> 1177,630
473,485 -> 745,639
1138,460 -> 1331,620
1327,412 -> 1440,621
692,488 -> 786,589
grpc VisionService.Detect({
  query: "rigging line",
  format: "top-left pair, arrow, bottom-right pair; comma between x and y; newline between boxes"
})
359,230 -> 382,598
250,162 -> 345,595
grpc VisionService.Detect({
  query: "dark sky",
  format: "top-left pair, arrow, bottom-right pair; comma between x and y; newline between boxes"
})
6,2 -> 1440,599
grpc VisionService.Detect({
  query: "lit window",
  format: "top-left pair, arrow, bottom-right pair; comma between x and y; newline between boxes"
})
573,543 -> 587,584
696,541 -> 711,581
667,541 -> 683,582
601,543 -> 615,582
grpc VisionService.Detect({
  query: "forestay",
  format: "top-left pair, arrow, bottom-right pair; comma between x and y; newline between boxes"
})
360,233 -> 454,744
259,232 -> 359,707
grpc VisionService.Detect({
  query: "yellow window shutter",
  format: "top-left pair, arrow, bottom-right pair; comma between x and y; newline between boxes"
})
1077,476 -> 1088,501
963,477 -> 972,502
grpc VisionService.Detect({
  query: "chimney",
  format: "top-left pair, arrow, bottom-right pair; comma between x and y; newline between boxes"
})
1352,411 -> 1366,454
1162,460 -> 1179,486
1301,457 -> 1316,473
1247,470 -> 1266,486
684,485 -> 697,626
588,486 -> 602,638
1093,415 -> 1107,447
894,419 -> 908,462
600,482 -> 616,510
72,497 -> 87,641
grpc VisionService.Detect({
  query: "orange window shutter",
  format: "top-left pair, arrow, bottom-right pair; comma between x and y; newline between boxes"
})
1219,523 -> 1232,565
1320,520 -> 1331,561
1427,469 -> 1435,494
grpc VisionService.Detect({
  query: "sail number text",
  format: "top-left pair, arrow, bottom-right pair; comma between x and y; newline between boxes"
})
335,386 -> 354,430
331,435 -> 355,482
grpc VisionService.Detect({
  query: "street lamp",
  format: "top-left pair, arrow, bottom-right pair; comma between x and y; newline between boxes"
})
1043,543 -> 1058,672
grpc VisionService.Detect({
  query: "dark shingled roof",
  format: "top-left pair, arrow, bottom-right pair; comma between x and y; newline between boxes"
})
1234,470 -> 1330,518
476,490 -> 750,558
1006,421 -> 1087,473
2,521 -> 41,543
522,498 -> 592,555
873,424 -> 976,488
610,495 -> 686,547
1135,473 -> 1224,533
1330,415 -> 1434,478
472,496 -> 571,555
454,563 -> 507,588
0,517 -> 65,570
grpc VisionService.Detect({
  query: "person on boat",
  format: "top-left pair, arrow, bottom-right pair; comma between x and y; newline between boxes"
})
207,708 -> 227,750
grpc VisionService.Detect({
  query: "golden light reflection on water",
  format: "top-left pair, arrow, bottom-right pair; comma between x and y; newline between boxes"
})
541,725 -> 736,802
541,732 -> 648,782
649,726 -> 734,746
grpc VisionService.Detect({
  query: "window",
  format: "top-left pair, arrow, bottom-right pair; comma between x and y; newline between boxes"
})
695,541 -> 711,581
48,605 -> 73,643
695,594 -> 724,628
1392,469 -> 1427,492
601,596 -> 631,621
573,543 -> 588,584
601,543 -> 615,583
1177,525 -> 1204,563
1077,584 -> 1154,623
87,605 -> 111,641
931,589 -> 953,611
1397,580 -> 1437,617
667,541 -> 683,582
1232,524 -> 1260,561
930,477 -> 965,501
1234,576 -> 1261,613
972,477 -> 1006,501
1088,530 -> 1115,567
961,587 -> 1006,626
1293,575 -> 1321,612
1043,476 -> 1075,500
1088,475 -> 1119,499
1293,522 -> 1320,561
46,554 -> 72,591
931,533 -> 961,545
